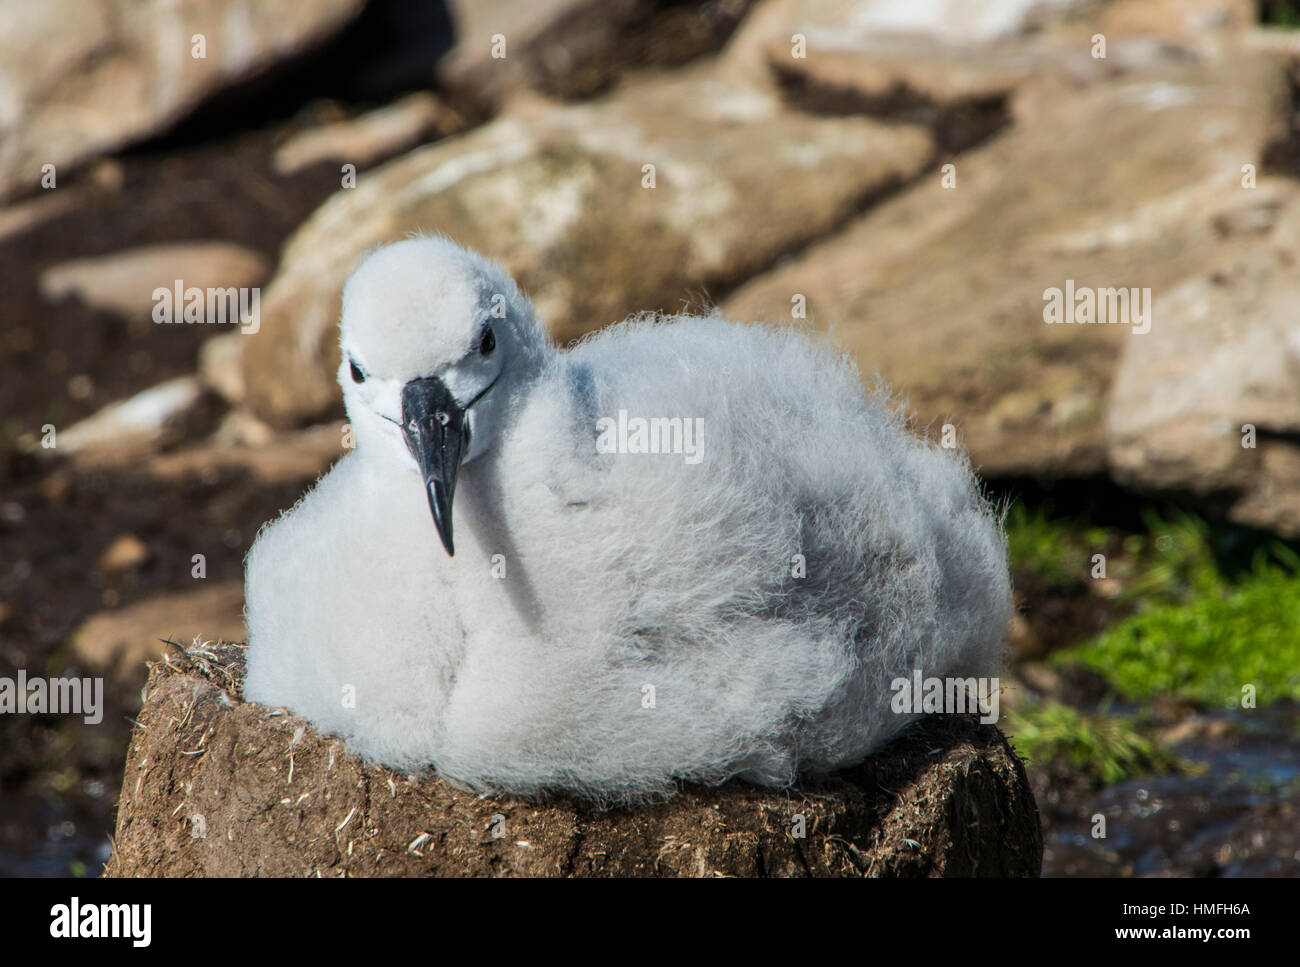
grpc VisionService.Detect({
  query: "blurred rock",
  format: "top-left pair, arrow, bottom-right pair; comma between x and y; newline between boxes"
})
97,534 -> 150,574
1246,25 -> 1300,57
39,242 -> 269,323
143,421 -> 346,486
210,409 -> 275,448
273,93 -> 463,175
1158,713 -> 1234,746
724,55 -> 1290,479
198,332 -> 246,404
757,10 -> 1243,136
88,158 -> 126,192
1231,445 -> 1300,538
436,0 -> 753,108
37,471 -> 72,504
439,0 -> 638,105
751,0 -> 1088,48
0,0 -> 365,202
1101,0 -> 1255,43
726,0 -> 1096,115
1006,613 -> 1045,661
767,34 -> 1051,111
106,641 -> 1042,877
53,376 -> 205,460
0,161 -> 120,241
1015,662 -> 1114,707
722,0 -> 1090,86
242,67 -> 933,426
71,581 -> 246,681
1106,193 -> 1300,538
0,189 -> 83,243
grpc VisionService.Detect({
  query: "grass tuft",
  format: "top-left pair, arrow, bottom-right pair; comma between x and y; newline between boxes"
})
1004,700 -> 1190,786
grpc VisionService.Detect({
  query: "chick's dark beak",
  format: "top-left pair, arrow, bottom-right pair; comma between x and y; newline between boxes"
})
401,376 -> 467,556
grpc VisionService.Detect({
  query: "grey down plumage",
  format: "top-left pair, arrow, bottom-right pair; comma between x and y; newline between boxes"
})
243,235 -> 1012,803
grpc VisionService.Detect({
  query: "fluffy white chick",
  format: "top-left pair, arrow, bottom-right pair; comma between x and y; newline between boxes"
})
243,235 -> 1012,803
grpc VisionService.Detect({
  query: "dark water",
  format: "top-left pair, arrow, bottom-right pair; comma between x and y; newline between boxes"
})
0,796 -> 114,877
1043,705 -> 1300,877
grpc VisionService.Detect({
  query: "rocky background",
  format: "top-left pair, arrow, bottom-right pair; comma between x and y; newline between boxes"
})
1,0 -> 1299,876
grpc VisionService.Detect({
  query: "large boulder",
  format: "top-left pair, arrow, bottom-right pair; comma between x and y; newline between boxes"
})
733,0 -> 1253,131
733,0 -> 1090,49
717,0 -> 1094,96
1106,190 -> 1300,537
106,642 -> 1042,877
0,0 -> 756,204
240,67 -> 933,426
723,52 -> 1291,479
0,0 -> 364,202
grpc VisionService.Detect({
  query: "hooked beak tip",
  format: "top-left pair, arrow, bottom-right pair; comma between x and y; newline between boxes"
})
427,478 -> 456,557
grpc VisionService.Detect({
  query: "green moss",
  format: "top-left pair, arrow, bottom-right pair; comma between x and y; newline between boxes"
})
1009,503 -> 1300,706
1061,565 -> 1300,707
1053,509 -> 1300,706
1004,700 -> 1189,786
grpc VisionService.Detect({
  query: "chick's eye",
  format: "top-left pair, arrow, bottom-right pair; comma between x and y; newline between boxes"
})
479,326 -> 495,356
349,360 -> 365,383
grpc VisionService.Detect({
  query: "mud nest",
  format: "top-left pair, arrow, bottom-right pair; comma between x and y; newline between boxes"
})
105,640 -> 1042,877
